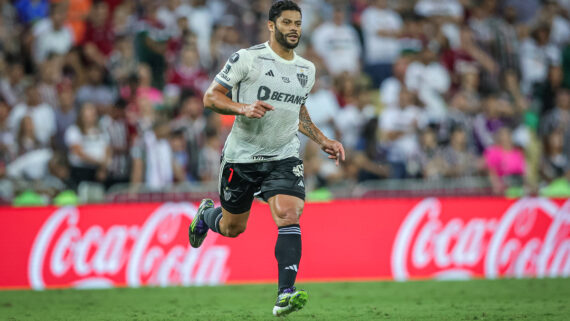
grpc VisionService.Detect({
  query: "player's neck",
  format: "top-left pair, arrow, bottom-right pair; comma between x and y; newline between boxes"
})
268,39 -> 295,61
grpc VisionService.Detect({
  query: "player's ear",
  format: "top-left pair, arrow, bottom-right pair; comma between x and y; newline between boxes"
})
267,20 -> 274,33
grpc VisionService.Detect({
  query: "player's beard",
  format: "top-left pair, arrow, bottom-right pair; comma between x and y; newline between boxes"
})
274,25 -> 300,49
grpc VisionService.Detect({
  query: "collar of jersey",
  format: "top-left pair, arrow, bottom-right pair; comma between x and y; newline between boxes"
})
264,41 -> 297,64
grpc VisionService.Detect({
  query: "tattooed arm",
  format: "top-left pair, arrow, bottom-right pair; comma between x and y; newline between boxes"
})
299,104 -> 345,165
203,81 -> 274,118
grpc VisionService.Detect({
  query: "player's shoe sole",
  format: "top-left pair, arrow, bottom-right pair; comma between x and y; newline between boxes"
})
272,289 -> 308,317
189,199 -> 214,248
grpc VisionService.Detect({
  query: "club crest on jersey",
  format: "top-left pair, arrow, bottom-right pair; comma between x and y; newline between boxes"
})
296,67 -> 308,88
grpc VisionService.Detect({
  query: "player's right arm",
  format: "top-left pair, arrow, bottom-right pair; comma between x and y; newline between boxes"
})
203,82 -> 274,118
204,49 -> 274,118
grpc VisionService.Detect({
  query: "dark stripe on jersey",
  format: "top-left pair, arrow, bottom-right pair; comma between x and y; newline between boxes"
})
295,65 -> 309,69
257,56 -> 275,61
215,78 -> 232,90
236,81 -> 241,102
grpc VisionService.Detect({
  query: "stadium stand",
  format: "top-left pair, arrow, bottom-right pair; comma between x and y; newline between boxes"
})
0,0 -> 569,205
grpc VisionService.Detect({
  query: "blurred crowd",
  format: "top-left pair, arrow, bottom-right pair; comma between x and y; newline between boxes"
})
0,0 -> 570,202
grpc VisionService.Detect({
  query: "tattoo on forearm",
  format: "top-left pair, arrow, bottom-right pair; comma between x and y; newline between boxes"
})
208,102 -> 238,115
299,105 -> 323,143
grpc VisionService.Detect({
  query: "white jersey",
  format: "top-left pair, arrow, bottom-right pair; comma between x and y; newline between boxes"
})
214,42 -> 316,163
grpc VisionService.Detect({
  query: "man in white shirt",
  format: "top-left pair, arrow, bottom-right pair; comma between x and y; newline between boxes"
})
311,6 -> 362,75
380,88 -> 428,178
8,83 -> 56,147
405,44 -> 451,123
380,57 -> 409,108
32,3 -> 74,64
361,0 -> 403,87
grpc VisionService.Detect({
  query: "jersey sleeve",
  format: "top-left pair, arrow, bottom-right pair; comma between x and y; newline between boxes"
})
214,49 -> 250,90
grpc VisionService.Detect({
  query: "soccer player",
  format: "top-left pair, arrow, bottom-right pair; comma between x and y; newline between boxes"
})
188,1 -> 345,317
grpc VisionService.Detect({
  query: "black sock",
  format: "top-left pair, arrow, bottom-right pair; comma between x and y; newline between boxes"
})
275,224 -> 302,293
203,207 -> 223,234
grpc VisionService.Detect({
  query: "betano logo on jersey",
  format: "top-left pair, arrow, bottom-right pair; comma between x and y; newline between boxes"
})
257,86 -> 305,105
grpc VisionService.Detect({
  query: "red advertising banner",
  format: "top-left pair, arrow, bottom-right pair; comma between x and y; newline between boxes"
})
0,198 -> 569,290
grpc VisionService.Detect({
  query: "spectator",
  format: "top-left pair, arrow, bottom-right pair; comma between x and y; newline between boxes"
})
500,0 -> 541,23
414,127 -> 445,179
442,91 -> 478,149
64,102 -> 111,188
8,82 -> 56,147
15,0 -> 49,25
440,126 -> 482,178
83,0 -> 114,67
440,27 -> 498,90
0,57 -> 27,107
157,0 -> 182,36
484,126 -> 526,194
76,65 -> 116,113
540,129 -> 569,183
37,54 -> 63,110
111,2 -> 136,38
398,12 -> 426,54
311,5 -> 362,76
210,23 -> 245,73
335,85 -> 375,151
305,76 -> 340,142
57,0 -> 92,45
108,35 -> 138,85
197,126 -> 221,183
473,93 -> 510,153
405,44 -> 451,123
166,46 -> 209,97
169,127 -> 189,181
186,0 -> 214,68
380,56 -> 409,108
16,115 -> 41,156
361,0 -> 403,87
32,3 -> 74,64
0,100 -> 15,163
334,72 -> 359,107
44,151 -> 71,193
53,84 -> 77,152
533,65 -> 564,117
130,118 -> 186,190
540,88 -> 570,159
519,24 -> 561,94
467,0 -> 519,80
100,98 -> 131,188
380,88 -> 428,178
171,91 -> 206,182
533,0 -> 570,49
134,1 -> 170,89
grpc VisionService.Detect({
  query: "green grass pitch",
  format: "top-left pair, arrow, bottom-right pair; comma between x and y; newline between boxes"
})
0,278 -> 569,320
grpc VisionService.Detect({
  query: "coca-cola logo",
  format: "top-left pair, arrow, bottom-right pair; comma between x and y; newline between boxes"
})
391,198 -> 570,281
28,203 -> 230,290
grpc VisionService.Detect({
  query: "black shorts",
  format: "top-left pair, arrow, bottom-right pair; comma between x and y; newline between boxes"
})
218,157 -> 305,214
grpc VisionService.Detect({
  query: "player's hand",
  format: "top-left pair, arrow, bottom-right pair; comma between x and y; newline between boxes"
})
321,138 -> 345,166
240,101 -> 275,118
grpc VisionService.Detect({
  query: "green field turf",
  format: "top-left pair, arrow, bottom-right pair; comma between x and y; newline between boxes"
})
0,278 -> 569,320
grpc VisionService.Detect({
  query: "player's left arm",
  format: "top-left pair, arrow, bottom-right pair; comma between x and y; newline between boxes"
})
299,104 -> 345,166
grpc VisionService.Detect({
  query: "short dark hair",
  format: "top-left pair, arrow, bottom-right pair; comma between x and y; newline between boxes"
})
269,1 -> 302,22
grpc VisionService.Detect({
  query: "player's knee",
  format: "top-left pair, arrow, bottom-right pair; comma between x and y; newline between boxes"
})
275,208 -> 300,226
223,223 -> 246,238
